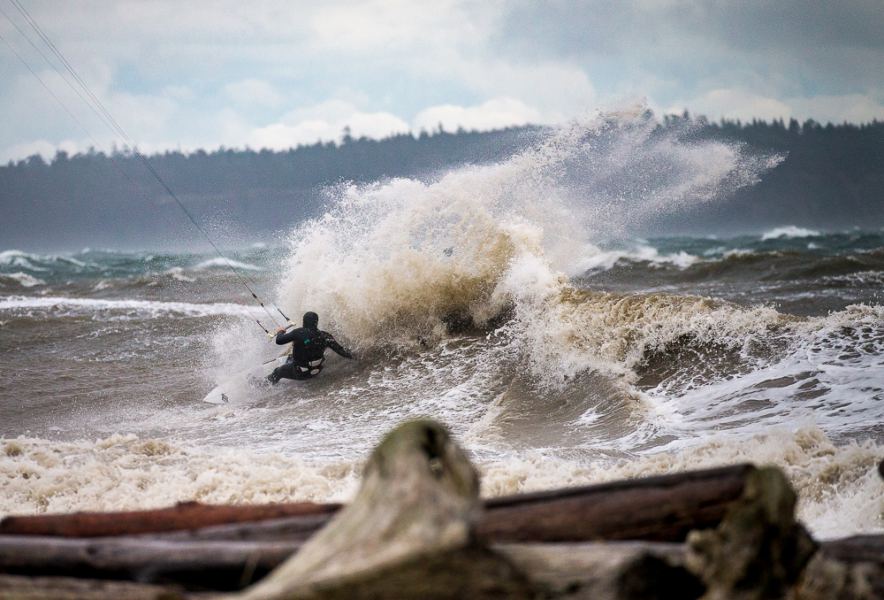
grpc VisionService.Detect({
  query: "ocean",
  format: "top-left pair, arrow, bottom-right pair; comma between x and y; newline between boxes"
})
1,116 -> 881,540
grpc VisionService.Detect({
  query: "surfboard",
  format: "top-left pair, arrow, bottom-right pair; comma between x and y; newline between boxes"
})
202,352 -> 289,404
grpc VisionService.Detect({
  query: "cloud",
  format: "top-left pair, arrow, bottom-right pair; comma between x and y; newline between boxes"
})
787,94 -> 884,124
439,58 -> 597,123
672,88 -> 884,124
413,97 -> 541,132
672,89 -> 794,122
2,0 -> 882,162
246,100 -> 409,150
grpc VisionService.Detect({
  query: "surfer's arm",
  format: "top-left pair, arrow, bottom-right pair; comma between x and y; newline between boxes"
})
325,334 -> 353,359
275,329 -> 297,345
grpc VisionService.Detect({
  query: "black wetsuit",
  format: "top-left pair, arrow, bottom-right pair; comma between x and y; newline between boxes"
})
269,316 -> 352,383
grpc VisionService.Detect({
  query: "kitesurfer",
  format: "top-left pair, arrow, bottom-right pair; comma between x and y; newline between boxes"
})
267,311 -> 353,383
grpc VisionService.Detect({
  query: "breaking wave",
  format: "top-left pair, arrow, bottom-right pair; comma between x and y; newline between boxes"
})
762,225 -> 821,240
0,272 -> 45,288
273,110 -> 781,355
0,295 -> 262,320
194,257 -> 263,271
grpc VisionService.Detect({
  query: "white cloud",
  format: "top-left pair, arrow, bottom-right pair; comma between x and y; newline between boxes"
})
441,59 -> 597,122
413,97 -> 541,132
672,89 -> 794,122
787,94 -> 884,124
247,100 -> 409,150
671,88 -> 884,124
1,139 -> 56,163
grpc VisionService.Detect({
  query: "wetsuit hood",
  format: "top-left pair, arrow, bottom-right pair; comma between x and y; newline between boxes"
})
302,311 -> 319,329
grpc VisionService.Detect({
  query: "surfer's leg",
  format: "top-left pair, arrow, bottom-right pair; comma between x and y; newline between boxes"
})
268,360 -> 296,384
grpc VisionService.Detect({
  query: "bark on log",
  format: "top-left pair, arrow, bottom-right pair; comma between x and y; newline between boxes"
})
0,536 -> 296,590
149,513 -> 330,544
821,535 -> 884,566
0,541 -> 706,597
479,464 -> 755,543
0,501 -> 339,538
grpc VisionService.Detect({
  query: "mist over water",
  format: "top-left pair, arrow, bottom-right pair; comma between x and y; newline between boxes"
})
1,111 -> 882,539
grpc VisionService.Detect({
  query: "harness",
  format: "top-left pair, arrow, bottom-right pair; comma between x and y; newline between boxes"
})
290,328 -> 326,377
296,357 -> 325,376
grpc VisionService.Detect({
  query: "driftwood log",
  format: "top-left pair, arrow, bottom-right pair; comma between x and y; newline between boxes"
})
1,530 -> 879,592
0,536 -> 294,590
2,539 -> 882,600
0,464 -> 753,544
0,574 -> 191,600
0,502 -> 338,538
479,464 -> 753,543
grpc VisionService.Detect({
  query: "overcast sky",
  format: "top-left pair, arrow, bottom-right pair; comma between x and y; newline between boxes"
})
1,0 -> 882,162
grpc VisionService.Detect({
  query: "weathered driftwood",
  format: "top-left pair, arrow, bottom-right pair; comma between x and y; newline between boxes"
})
479,463 -> 754,543
684,467 -> 818,600
794,535 -> 884,600
0,501 -> 338,538
497,541 -> 704,600
154,513 -> 332,543
1,530 -> 880,593
0,536 -> 295,590
232,420 -> 533,599
143,463 -> 756,545
0,574 -> 191,600
821,535 -> 884,566
797,551 -> 884,600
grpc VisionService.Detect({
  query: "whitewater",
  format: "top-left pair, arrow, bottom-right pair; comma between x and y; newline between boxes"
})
1,112 -> 882,540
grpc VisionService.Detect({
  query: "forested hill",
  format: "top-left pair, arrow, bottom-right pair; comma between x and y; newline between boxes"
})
1,119 -> 882,250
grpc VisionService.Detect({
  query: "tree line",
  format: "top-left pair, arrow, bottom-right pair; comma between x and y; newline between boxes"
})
1,118 -> 882,250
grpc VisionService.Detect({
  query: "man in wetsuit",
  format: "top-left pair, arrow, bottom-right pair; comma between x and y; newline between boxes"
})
267,311 -> 353,384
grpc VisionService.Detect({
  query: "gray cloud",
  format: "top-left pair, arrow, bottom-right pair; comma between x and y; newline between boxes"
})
497,1 -> 884,97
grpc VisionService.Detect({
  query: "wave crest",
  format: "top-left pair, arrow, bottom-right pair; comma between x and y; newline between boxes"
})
274,109 -> 780,353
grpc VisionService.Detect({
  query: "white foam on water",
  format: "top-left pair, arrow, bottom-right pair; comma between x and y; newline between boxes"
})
0,295 -> 262,319
0,435 -> 359,516
761,225 -> 821,240
163,266 -> 197,282
0,250 -> 47,271
577,244 -> 701,272
0,272 -> 45,287
2,427 -> 879,539
194,257 -> 263,271
644,303 -> 884,441
0,249 -> 93,270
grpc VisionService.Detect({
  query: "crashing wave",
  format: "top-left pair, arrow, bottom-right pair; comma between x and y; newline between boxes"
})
761,225 -> 820,240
